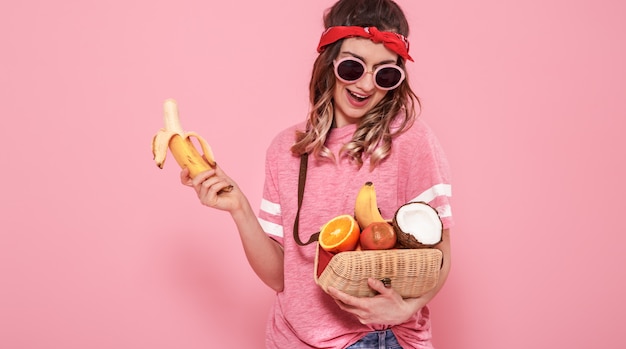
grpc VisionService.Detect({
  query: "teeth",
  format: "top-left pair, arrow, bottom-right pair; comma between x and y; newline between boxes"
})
349,90 -> 368,101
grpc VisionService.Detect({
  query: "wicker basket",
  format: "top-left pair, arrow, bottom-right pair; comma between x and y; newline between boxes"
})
314,246 -> 443,298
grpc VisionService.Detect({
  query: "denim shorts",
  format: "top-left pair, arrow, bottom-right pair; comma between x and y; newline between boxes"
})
346,330 -> 403,349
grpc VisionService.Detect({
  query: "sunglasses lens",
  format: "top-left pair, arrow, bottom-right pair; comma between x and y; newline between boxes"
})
375,67 -> 403,89
335,59 -> 404,90
336,59 -> 365,82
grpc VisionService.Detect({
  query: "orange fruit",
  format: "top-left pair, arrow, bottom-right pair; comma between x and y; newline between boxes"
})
318,214 -> 360,253
359,221 -> 397,250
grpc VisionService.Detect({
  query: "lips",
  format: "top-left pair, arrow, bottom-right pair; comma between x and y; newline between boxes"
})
346,89 -> 370,107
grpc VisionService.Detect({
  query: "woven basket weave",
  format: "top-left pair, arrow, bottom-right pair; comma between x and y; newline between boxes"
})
314,247 -> 443,298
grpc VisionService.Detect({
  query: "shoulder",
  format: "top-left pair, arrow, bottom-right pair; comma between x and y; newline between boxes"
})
391,116 -> 450,174
265,121 -> 306,160
267,122 -> 305,154
267,121 -> 306,150
393,117 -> 440,149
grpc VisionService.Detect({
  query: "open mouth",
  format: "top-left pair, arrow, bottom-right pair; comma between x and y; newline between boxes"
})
348,89 -> 369,102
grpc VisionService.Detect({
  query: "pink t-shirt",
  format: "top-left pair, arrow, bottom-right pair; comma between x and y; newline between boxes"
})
257,117 -> 454,349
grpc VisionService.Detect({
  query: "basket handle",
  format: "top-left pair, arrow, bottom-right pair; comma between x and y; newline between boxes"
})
293,153 -> 320,246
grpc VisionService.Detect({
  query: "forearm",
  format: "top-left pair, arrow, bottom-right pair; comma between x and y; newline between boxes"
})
230,198 -> 285,292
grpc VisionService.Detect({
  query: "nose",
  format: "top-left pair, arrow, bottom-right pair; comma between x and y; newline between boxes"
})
355,70 -> 376,92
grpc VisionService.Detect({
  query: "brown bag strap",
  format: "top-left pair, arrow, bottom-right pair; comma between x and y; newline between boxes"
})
293,153 -> 319,246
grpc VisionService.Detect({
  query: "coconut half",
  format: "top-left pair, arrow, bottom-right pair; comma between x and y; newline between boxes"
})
393,202 -> 443,248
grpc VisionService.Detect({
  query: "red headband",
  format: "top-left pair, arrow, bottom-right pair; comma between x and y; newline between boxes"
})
317,26 -> 413,62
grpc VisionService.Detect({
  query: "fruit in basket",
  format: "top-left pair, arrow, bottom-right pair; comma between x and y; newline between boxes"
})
318,215 -> 361,253
354,182 -> 387,229
359,221 -> 397,250
393,202 -> 443,248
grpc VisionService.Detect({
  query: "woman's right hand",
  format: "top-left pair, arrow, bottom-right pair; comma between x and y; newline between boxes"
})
180,165 -> 243,213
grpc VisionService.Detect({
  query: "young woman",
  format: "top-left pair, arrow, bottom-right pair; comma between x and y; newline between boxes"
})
181,0 -> 453,347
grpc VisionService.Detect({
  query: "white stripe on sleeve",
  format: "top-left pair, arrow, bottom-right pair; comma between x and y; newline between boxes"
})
411,184 -> 452,203
258,217 -> 284,238
260,198 -> 281,216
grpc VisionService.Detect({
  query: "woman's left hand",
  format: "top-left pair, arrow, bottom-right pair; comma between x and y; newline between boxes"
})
327,278 -> 425,326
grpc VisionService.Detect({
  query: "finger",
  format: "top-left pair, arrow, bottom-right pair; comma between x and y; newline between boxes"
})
327,287 -> 360,308
197,176 -> 234,206
198,175 -> 221,198
210,181 -> 235,196
217,182 -> 234,194
328,293 -> 356,314
191,169 -> 217,188
180,168 -> 193,186
213,164 -> 232,182
367,278 -> 393,296
213,162 -> 225,175
209,165 -> 235,193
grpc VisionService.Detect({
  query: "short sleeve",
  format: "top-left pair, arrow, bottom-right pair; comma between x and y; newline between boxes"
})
403,121 -> 454,229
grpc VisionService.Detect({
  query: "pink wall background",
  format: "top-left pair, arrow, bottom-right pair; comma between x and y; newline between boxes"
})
2,0 -> 624,348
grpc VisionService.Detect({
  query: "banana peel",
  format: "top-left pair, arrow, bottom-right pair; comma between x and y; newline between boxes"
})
152,98 -> 233,193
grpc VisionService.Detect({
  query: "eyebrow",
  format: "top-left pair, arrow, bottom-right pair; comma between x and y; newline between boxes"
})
341,51 -> 397,66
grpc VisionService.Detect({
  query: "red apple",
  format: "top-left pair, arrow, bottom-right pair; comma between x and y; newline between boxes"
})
359,221 -> 397,250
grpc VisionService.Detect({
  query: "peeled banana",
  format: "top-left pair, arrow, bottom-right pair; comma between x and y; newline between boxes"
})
354,181 -> 387,229
152,99 -> 233,193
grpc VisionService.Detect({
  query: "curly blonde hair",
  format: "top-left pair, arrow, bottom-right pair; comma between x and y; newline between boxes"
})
291,0 -> 420,170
